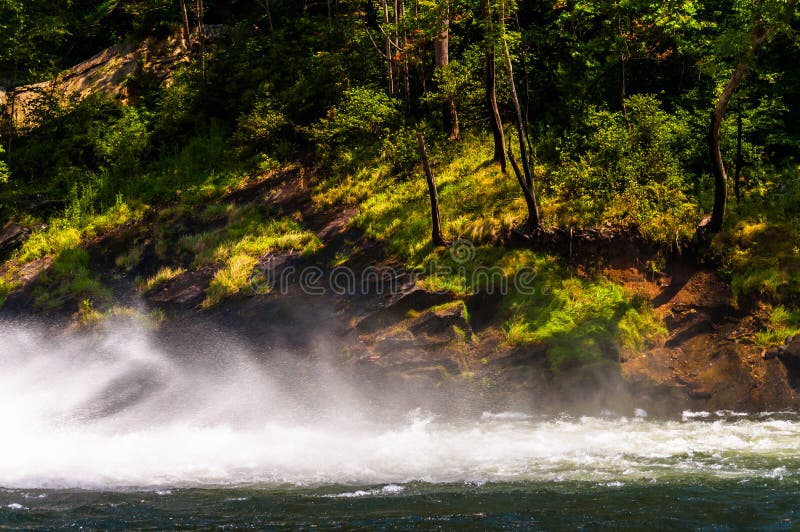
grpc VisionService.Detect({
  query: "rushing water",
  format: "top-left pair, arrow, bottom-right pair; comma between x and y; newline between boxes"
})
1,322 -> 799,529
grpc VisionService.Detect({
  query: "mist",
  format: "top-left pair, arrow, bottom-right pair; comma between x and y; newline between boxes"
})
0,319 -> 796,491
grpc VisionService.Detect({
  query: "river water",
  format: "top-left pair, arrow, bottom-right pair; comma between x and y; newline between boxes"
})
1,322 -> 798,529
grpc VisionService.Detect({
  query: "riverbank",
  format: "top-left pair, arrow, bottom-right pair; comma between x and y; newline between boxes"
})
2,162 -> 797,416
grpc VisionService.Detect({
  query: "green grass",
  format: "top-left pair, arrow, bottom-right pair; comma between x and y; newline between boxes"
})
313,133 -> 669,370
714,219 -> 800,305
755,305 -> 800,346
202,253 -> 260,309
502,268 -> 666,370
16,201 -> 145,264
174,204 -> 321,308
138,266 -> 187,293
179,205 -> 321,268
32,248 -> 110,311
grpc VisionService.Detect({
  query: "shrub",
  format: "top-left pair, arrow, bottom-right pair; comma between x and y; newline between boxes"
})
549,94 -> 699,243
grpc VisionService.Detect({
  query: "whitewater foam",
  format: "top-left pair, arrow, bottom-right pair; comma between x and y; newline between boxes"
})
1,322 -> 799,489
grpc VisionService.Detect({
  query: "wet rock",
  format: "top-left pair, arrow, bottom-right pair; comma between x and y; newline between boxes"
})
374,330 -> 416,353
408,301 -> 471,343
687,387 -> 713,399
783,336 -> 800,360
147,267 -> 213,306
355,287 -> 456,334
665,314 -> 713,347
0,222 -> 28,260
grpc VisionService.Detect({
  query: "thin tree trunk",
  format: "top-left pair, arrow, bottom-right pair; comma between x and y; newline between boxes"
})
621,55 -> 631,130
515,11 -> 534,159
707,25 -> 774,234
180,0 -> 192,46
500,0 -> 538,224
508,146 -> 540,230
417,132 -> 447,246
734,100 -> 743,205
195,0 -> 206,79
264,0 -> 274,32
482,0 -> 506,171
434,5 -> 459,140
381,0 -> 395,97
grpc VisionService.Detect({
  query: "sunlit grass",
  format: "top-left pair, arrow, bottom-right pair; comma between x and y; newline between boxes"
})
16,201 -> 146,264
175,204 -> 322,308
314,133 -> 668,370
138,266 -> 187,293
202,253 -> 259,309
755,305 -> 800,346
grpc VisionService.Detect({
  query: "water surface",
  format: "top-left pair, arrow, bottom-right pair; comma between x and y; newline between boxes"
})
1,322 -> 798,528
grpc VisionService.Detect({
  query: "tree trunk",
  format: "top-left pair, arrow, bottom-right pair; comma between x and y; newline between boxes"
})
382,0 -> 395,97
621,55 -> 631,130
734,100 -> 743,205
417,132 -> 447,246
434,8 -> 459,140
179,0 -> 192,46
500,0 -> 539,226
707,26 -> 774,234
508,146 -> 540,230
194,0 -> 206,79
482,0 -> 506,171
708,60 -> 747,233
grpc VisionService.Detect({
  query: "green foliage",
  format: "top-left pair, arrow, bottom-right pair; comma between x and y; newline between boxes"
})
233,84 -> 289,155
33,247 -> 110,310
755,305 -> 800,346
90,105 -> 152,178
312,86 -> 401,169
504,272 -> 665,371
715,219 -> 800,305
0,145 -> 9,184
549,94 -> 700,242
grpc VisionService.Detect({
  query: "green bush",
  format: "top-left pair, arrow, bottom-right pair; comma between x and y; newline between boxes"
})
312,86 -> 401,168
0,144 -> 9,184
549,94 -> 699,243
233,84 -> 289,156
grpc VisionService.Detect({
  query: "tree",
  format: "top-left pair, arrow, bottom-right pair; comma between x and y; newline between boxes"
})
500,0 -> 541,229
705,0 -> 796,234
433,0 -> 460,139
482,0 -> 505,171
417,131 -> 448,246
